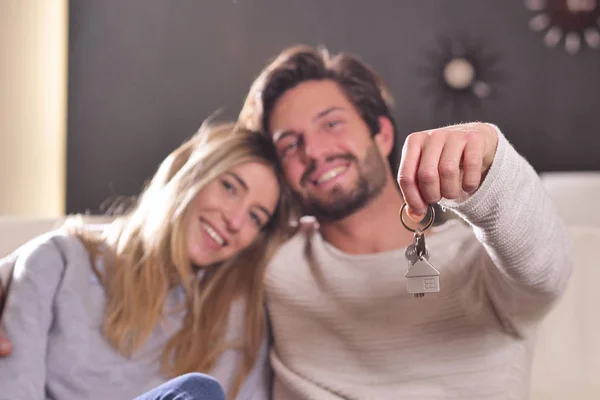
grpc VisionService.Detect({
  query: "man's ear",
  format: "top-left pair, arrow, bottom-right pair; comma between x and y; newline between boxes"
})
374,116 -> 395,157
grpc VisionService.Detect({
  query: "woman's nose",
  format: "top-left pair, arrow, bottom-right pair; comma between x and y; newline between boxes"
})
223,206 -> 246,232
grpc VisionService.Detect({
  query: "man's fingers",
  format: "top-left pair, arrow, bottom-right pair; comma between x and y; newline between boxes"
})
461,135 -> 484,193
438,137 -> 466,199
398,124 -> 489,217
398,133 -> 427,217
417,132 -> 445,204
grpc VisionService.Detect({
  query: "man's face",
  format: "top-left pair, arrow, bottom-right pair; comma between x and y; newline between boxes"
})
268,80 -> 389,222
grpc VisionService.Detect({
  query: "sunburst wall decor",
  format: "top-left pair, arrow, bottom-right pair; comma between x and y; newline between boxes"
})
525,0 -> 600,54
418,34 -> 504,121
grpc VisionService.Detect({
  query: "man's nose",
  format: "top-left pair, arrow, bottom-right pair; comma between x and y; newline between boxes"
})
301,131 -> 331,162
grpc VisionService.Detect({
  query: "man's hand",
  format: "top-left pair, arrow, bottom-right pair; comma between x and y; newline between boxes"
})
397,122 -> 499,220
0,281 -> 13,356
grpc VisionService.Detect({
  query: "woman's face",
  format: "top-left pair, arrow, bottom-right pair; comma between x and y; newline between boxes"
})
186,161 -> 280,266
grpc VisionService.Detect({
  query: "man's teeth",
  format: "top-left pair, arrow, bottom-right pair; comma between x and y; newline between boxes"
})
201,221 -> 225,246
316,166 -> 347,184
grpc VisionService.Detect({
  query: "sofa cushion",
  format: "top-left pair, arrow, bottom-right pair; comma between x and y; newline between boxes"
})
530,226 -> 600,399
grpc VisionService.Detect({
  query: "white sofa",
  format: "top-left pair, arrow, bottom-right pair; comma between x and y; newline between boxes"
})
528,172 -> 600,399
1,172 -> 599,399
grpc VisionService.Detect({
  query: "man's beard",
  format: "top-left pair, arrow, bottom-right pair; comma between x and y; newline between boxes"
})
296,142 -> 388,223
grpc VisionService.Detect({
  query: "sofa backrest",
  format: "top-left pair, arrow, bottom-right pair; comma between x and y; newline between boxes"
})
529,225 -> 600,399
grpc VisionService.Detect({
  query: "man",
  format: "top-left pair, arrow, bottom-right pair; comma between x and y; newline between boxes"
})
1,45 -> 571,399
237,45 -> 572,399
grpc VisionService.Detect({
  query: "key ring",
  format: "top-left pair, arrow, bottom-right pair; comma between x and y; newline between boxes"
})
399,203 -> 435,233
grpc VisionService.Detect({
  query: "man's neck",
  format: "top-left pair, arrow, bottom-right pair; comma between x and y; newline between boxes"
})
318,182 -> 416,254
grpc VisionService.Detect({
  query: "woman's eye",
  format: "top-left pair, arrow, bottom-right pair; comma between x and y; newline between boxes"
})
221,180 -> 236,194
249,211 -> 263,227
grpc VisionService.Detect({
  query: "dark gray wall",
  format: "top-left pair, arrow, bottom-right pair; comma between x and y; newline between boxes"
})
67,0 -> 600,214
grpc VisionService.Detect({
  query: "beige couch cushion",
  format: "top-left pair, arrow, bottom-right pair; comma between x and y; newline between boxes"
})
530,226 -> 600,399
540,172 -> 600,227
0,217 -> 64,258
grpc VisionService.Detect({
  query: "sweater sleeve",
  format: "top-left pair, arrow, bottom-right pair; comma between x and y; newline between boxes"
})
439,125 -> 573,336
0,236 -> 66,399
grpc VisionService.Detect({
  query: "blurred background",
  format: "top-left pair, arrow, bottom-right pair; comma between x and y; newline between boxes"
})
1,2 -> 599,398
1,0 -> 599,216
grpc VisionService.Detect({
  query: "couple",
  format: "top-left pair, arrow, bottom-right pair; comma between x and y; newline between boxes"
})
0,45 -> 572,400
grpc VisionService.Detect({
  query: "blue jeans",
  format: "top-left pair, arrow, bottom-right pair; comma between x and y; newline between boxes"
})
134,373 -> 226,400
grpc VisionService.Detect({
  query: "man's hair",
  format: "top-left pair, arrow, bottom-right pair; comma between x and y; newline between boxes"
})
238,44 -> 400,173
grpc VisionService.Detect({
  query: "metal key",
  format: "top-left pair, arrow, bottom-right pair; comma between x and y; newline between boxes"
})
399,203 -> 440,298
404,230 -> 440,298
404,230 -> 429,266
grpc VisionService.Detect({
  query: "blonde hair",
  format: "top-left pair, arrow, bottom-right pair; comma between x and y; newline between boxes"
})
71,122 -> 296,398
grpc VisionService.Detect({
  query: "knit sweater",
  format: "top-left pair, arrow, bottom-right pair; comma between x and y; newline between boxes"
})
264,130 -> 573,399
0,233 -> 270,400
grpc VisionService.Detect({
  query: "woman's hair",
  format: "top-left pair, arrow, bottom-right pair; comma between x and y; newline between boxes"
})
70,121 -> 296,398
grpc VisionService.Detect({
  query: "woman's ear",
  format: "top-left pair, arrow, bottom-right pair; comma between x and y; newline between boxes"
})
374,116 -> 395,157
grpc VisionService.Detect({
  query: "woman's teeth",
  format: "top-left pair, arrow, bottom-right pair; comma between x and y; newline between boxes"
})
201,221 -> 225,246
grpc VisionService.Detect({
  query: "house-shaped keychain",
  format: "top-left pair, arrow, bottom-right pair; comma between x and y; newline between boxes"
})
405,258 -> 440,298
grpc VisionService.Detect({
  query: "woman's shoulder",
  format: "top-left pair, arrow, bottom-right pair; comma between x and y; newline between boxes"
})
15,230 -> 84,256
9,230 -> 94,277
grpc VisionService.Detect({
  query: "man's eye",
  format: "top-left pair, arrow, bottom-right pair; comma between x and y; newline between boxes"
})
280,139 -> 300,156
327,120 -> 340,128
284,141 -> 298,151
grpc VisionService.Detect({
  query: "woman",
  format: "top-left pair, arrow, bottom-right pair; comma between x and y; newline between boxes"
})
0,122 -> 297,399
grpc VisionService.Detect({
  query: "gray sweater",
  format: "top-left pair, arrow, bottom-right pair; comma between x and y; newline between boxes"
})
0,233 -> 270,400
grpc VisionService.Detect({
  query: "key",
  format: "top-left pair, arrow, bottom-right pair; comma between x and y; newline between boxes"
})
399,203 -> 440,298
405,231 -> 440,298
404,230 -> 429,266
405,243 -> 427,266
415,230 -> 427,259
